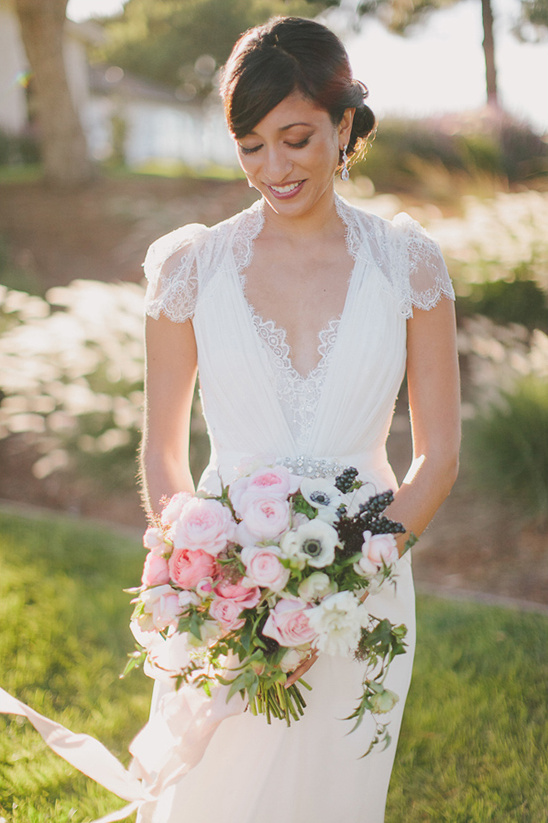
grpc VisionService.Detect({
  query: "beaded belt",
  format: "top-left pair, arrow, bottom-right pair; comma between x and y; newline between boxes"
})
275,455 -> 348,478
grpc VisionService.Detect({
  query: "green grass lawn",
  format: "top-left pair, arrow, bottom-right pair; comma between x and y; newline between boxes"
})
1,509 -> 547,822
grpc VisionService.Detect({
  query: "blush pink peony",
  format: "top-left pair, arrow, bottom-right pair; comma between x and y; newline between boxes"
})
172,497 -> 235,556
262,598 -> 317,647
363,531 -> 399,567
229,466 -> 300,514
141,552 -> 171,587
139,584 -> 181,631
160,491 -> 192,526
241,496 -> 290,541
214,579 -> 261,609
209,597 -> 245,630
241,547 -> 290,592
169,548 -> 217,589
143,526 -> 168,556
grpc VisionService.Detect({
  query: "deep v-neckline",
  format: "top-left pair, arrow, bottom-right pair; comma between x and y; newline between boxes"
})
233,196 -> 360,381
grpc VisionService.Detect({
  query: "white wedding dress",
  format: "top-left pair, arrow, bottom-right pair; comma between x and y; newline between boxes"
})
139,194 -> 454,823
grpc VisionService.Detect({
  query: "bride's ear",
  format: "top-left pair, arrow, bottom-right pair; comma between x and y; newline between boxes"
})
338,107 -> 355,147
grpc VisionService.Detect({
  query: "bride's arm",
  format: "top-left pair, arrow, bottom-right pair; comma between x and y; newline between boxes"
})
386,296 -> 461,554
140,314 -> 198,516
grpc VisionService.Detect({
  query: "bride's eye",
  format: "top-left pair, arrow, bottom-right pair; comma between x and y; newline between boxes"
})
238,144 -> 262,155
287,137 -> 310,149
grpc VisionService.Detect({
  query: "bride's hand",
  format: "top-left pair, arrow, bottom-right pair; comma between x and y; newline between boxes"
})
284,593 -> 369,688
284,650 -> 318,688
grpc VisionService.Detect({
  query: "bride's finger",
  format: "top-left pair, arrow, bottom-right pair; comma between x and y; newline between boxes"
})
284,651 -> 318,688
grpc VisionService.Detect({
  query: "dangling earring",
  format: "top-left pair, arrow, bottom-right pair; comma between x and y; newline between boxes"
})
341,145 -> 350,181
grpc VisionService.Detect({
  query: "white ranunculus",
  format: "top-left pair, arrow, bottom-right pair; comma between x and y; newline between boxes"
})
281,519 -> 339,569
307,591 -> 368,657
298,571 -> 336,603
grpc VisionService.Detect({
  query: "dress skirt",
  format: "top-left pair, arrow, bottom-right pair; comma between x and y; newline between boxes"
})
137,553 -> 415,823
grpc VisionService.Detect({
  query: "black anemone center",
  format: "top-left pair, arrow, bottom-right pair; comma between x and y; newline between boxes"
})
310,491 -> 330,506
303,538 -> 323,557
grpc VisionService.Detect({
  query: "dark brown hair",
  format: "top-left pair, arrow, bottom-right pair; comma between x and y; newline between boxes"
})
220,17 -> 376,167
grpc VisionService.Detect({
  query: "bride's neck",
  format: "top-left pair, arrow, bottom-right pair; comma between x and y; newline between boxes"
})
261,189 -> 341,241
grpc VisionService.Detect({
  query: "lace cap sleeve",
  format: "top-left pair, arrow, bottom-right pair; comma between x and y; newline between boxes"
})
143,223 -> 209,322
392,213 -> 455,316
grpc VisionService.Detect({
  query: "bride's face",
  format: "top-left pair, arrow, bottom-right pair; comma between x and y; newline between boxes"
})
235,91 -> 353,219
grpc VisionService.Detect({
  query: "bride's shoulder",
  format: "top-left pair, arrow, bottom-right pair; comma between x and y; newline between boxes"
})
144,200 -> 260,273
142,203 -> 259,322
342,199 -> 454,314
342,198 -> 437,250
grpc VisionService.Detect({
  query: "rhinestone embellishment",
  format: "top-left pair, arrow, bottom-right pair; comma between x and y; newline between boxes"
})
276,455 -> 346,478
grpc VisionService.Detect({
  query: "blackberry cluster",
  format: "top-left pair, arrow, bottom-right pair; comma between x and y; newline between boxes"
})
357,491 -> 405,535
336,517 -> 368,559
336,490 -> 405,559
334,467 -> 359,494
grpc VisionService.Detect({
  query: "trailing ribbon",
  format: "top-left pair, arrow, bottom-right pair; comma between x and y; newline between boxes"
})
0,683 -> 245,821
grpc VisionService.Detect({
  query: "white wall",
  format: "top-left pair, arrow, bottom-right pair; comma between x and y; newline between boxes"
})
85,94 -> 239,169
0,7 -> 29,133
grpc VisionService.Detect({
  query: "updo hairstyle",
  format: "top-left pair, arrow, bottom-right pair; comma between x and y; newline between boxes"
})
220,17 -> 376,171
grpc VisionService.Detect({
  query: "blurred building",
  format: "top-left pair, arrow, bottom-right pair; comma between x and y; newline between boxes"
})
0,1 -> 237,169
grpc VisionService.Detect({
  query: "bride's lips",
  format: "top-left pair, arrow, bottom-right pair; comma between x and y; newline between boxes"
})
265,180 -> 305,200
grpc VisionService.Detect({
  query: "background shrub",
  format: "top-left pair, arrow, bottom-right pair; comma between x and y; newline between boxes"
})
466,376 -> 548,525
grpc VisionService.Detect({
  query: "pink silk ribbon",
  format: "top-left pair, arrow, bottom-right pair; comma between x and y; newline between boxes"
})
0,683 -> 245,821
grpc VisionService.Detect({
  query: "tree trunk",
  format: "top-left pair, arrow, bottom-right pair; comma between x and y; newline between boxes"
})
481,0 -> 498,107
14,0 -> 93,186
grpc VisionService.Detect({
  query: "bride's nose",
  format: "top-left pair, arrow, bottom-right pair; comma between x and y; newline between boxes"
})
263,146 -> 292,183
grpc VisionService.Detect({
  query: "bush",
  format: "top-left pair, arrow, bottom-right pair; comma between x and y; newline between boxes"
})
0,282 -> 209,501
0,128 -> 40,166
457,275 -> 548,331
466,377 -> 548,525
354,115 -> 548,194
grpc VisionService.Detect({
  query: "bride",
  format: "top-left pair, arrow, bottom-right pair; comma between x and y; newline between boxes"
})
139,16 -> 460,823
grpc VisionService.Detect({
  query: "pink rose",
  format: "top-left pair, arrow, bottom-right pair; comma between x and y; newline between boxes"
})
196,577 -> 215,598
241,547 -> 290,592
142,552 -> 171,587
172,497 -> 235,556
229,466 -> 300,514
169,548 -> 217,589
262,598 -> 317,647
209,597 -> 245,630
139,584 -> 181,630
241,496 -> 290,541
160,491 -> 192,526
363,531 -> 399,568
143,526 -> 168,555
214,579 -> 261,609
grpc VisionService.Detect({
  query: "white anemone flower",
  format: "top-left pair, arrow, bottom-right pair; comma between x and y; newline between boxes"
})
281,519 -> 339,568
300,478 -> 343,524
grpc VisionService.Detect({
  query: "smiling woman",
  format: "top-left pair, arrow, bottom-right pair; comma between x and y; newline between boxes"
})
137,14 -> 460,823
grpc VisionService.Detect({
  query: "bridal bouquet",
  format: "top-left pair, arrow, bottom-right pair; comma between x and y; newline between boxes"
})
127,465 -> 415,753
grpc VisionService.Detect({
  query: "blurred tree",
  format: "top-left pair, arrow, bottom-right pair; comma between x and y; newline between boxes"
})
96,0 -> 337,97
14,0 -> 92,186
353,0 -> 548,109
518,0 -> 548,31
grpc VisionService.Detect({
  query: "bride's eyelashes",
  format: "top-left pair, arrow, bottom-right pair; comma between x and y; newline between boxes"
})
238,137 -> 312,155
